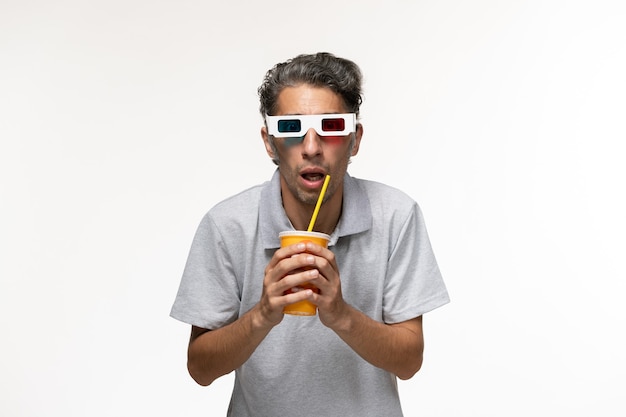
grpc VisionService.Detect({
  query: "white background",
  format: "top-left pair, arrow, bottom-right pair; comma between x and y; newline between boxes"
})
1,1 -> 624,416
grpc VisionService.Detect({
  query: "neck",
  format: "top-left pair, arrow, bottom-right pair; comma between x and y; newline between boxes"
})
282,184 -> 343,235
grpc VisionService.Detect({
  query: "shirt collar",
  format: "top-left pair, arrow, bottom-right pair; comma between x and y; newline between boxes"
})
260,169 -> 372,249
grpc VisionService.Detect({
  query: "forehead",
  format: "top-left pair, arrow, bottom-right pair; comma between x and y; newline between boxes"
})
275,84 -> 347,115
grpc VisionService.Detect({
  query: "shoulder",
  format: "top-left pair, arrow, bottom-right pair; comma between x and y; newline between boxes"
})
347,176 -> 426,240
196,181 -> 268,235
352,177 -> 418,211
209,182 -> 266,217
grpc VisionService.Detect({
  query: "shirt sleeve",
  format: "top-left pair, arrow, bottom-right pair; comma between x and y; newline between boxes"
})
382,202 -> 450,324
170,212 -> 241,330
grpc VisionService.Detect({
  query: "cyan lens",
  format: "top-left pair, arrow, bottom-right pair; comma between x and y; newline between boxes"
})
278,119 -> 302,133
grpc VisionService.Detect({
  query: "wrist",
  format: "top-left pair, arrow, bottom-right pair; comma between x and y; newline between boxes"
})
324,302 -> 355,334
249,303 -> 281,332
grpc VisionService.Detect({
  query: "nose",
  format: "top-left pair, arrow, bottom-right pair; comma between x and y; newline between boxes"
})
301,128 -> 323,158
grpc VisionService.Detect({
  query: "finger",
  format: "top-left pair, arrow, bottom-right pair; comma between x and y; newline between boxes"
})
271,254 -> 317,282
301,255 -> 337,287
280,287 -> 315,306
276,268 -> 319,294
266,242 -> 308,269
304,242 -> 338,269
265,245 -> 311,284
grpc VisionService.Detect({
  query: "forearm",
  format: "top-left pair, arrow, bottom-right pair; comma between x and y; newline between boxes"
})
187,305 -> 273,386
331,306 -> 424,380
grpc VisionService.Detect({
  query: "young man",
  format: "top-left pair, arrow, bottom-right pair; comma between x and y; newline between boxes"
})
171,52 -> 449,417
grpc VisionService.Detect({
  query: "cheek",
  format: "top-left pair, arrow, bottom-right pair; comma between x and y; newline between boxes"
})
283,137 -> 305,147
321,136 -> 345,146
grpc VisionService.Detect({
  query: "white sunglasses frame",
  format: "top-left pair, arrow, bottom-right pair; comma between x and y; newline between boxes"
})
265,113 -> 357,137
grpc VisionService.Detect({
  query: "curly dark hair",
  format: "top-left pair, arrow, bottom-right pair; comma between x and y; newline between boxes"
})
258,52 -> 363,118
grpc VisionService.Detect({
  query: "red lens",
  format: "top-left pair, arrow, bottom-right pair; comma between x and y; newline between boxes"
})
321,118 -> 345,132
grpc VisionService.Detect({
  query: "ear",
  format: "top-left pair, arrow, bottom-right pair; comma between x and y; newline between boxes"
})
351,123 -> 363,157
261,126 -> 276,160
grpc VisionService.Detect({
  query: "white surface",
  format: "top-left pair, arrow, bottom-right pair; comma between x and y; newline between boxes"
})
1,1 -> 624,416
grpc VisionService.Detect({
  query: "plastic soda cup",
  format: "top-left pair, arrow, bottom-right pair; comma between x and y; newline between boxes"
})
279,231 -> 330,316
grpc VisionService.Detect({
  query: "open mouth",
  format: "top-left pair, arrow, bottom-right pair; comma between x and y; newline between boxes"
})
301,172 -> 325,182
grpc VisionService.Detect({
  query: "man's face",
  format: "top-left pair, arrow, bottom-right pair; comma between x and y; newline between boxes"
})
261,84 -> 362,208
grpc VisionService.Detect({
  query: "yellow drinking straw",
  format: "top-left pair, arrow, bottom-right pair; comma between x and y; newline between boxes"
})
307,175 -> 331,232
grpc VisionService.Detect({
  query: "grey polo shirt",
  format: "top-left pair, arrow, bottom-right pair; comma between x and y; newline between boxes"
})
171,169 -> 449,417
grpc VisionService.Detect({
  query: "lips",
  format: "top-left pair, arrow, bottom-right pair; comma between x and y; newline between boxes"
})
302,173 -> 324,182
299,168 -> 326,188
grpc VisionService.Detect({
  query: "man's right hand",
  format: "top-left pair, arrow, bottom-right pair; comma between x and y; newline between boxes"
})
258,241 -> 322,326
